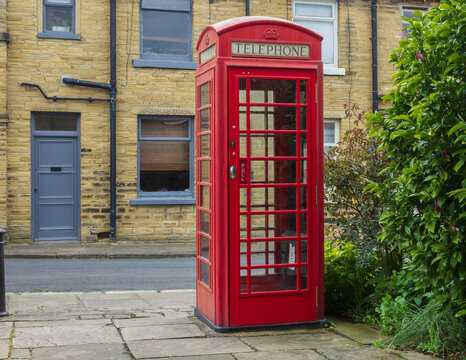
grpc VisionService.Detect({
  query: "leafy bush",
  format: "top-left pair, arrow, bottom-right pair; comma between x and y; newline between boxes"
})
324,240 -> 379,318
366,0 -> 466,316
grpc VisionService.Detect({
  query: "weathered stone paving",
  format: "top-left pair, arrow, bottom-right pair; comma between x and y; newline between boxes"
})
0,290 -> 436,360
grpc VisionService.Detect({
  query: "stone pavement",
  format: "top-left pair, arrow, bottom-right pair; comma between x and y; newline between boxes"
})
5,242 -> 195,259
0,290 -> 436,360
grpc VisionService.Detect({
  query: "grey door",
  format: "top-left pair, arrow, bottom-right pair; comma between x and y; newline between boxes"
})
32,136 -> 80,242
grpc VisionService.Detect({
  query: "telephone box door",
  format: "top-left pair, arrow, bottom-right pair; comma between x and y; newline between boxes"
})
228,67 -> 319,326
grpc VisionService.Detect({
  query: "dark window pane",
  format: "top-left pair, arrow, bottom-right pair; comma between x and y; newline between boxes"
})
200,83 -> 209,107
141,118 -> 188,138
200,160 -> 210,183
250,133 -> 297,157
250,79 -> 296,103
201,235 -> 209,260
200,135 -> 209,157
200,260 -> 210,287
200,109 -> 209,132
250,267 -> 297,293
300,80 -> 307,104
199,185 -> 210,209
45,6 -> 73,32
35,113 -> 77,131
140,170 -> 189,192
200,211 -> 210,235
142,10 -> 190,56
250,107 -> 297,131
250,160 -> 296,183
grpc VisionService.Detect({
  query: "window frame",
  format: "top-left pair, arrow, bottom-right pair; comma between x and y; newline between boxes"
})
133,0 -> 197,69
292,0 -> 344,75
131,115 -> 196,205
323,119 -> 340,155
401,5 -> 428,38
39,0 -> 81,40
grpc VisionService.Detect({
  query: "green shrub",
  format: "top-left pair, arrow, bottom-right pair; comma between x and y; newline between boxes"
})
324,240 -> 379,318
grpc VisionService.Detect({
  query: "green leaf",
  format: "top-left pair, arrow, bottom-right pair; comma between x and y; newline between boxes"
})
448,52 -> 460,62
448,123 -> 466,136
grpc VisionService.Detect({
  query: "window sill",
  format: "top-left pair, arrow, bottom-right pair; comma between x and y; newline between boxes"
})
133,58 -> 197,70
323,66 -> 346,76
130,197 -> 196,205
38,32 -> 81,40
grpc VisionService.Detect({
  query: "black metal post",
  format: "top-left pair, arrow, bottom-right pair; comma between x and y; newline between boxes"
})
0,229 -> 8,317
371,0 -> 379,113
109,0 -> 117,242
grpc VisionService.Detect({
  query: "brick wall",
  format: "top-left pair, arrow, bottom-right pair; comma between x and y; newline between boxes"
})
4,0 -> 434,243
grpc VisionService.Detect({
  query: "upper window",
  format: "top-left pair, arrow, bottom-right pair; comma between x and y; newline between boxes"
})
401,6 -> 427,38
133,115 -> 195,205
293,0 -> 338,68
324,119 -> 339,154
40,0 -> 80,39
134,0 -> 196,69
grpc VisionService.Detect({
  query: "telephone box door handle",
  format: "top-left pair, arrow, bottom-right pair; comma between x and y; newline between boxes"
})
230,166 -> 236,179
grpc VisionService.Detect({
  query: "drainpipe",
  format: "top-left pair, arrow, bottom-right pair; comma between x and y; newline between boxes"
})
109,0 -> 117,242
246,0 -> 250,16
371,0 -> 379,112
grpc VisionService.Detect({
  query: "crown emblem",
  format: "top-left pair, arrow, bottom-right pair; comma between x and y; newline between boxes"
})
264,28 -> 279,40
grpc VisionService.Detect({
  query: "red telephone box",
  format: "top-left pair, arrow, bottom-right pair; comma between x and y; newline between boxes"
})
195,16 -> 325,331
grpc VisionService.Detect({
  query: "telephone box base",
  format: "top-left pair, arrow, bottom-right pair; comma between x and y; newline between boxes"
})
194,308 -> 327,333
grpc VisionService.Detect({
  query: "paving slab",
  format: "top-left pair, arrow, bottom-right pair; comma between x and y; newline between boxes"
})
328,316 -> 386,344
32,343 -> 131,360
14,318 -> 111,327
240,332 -> 350,351
138,291 -> 195,308
0,321 -> 12,339
80,299 -> 152,312
10,348 -> 30,359
114,315 -> 191,328
154,355 -> 235,360
127,337 -> 253,358
317,345 -> 401,360
398,350 -> 438,360
0,339 -> 9,359
234,349 -> 326,359
77,292 -> 142,301
13,325 -> 122,348
121,323 -> 205,341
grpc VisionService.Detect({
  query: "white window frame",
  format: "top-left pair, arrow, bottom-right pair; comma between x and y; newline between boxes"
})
292,0 -> 345,76
324,119 -> 340,155
401,5 -> 428,38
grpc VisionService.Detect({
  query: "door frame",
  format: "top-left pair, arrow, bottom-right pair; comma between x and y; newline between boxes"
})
227,67 -> 319,326
31,112 -> 81,242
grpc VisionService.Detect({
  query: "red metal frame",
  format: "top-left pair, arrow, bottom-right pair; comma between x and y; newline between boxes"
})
195,16 -> 324,330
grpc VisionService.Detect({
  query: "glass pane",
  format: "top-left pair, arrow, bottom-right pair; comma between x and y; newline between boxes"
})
200,211 -> 210,235
239,78 -> 247,103
250,160 -> 296,183
250,187 -> 296,211
240,188 -> 247,209
250,214 -> 297,238
200,109 -> 209,132
240,242 -> 248,266
301,160 -> 308,183
250,267 -> 297,292
47,0 -> 73,3
35,113 -> 77,131
295,3 -> 333,18
300,108 -> 307,130
239,107 -> 247,130
300,187 -> 308,209
199,185 -> 210,209
324,122 -> 336,144
295,19 -> 334,64
45,6 -> 72,32
200,160 -> 210,182
140,142 -> 189,171
250,79 -> 296,103
250,241 -> 299,266
201,235 -> 209,260
301,266 -> 308,289
300,213 -> 308,236
250,134 -> 296,157
300,134 -> 308,156
300,81 -> 307,104
301,240 -> 308,263
200,135 -> 209,157
142,11 -> 190,56
200,83 -> 209,107
141,118 -> 188,138
240,134 -> 247,157
200,260 -> 209,287
250,107 -> 297,131
240,269 -> 248,293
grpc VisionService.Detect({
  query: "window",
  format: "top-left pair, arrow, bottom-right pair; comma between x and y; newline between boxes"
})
401,6 -> 427,38
133,0 -> 196,69
39,0 -> 80,39
132,115 -> 195,205
324,120 -> 339,154
293,0 -> 344,75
